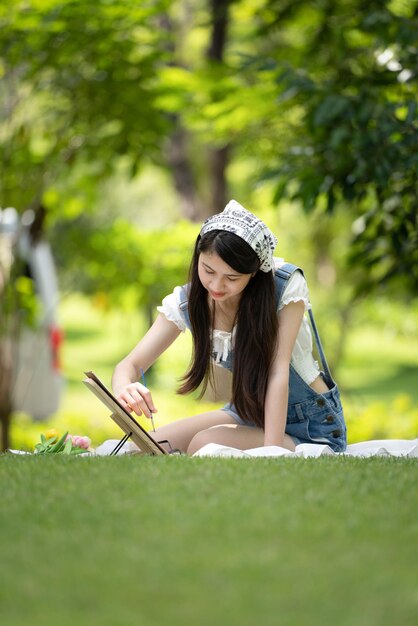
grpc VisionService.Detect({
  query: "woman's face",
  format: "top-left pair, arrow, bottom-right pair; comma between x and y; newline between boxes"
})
198,251 -> 254,306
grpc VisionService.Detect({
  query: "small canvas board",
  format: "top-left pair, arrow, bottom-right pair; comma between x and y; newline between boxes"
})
83,371 -> 167,455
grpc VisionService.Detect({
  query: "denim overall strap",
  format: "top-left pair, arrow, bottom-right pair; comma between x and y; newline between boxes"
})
307,309 -> 334,384
178,285 -> 191,329
274,262 -> 304,306
274,263 -> 333,383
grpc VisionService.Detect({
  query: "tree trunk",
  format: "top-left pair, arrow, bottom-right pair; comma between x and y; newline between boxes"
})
161,1 -> 233,221
207,0 -> 231,62
209,143 -> 230,214
165,123 -> 208,222
0,333 -> 15,452
0,232 -> 15,451
0,408 -> 11,452
207,0 -> 232,214
328,297 -> 357,379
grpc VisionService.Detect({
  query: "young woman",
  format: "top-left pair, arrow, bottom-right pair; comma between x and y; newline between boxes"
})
112,200 -> 347,455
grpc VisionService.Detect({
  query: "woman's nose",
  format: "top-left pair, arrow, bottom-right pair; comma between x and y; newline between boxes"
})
211,276 -> 224,290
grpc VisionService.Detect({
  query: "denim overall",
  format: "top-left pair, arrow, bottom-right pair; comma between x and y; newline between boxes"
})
179,264 -> 347,452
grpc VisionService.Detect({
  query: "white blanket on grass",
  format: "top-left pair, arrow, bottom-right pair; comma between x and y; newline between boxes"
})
193,439 -> 418,458
93,438 -> 418,458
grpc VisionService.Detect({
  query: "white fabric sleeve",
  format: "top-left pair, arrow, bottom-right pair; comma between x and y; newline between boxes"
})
156,286 -> 187,332
278,270 -> 310,311
290,319 -> 321,384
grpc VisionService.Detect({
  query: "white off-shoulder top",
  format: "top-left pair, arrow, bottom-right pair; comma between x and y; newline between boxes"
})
157,258 -> 321,385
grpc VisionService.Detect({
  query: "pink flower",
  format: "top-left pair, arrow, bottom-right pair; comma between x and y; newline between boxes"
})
73,436 -> 91,449
65,434 -> 91,449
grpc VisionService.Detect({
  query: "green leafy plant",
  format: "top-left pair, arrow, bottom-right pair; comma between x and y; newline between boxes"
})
34,432 -> 88,455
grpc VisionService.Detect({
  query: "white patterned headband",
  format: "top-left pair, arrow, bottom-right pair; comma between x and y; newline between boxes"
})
200,200 -> 277,272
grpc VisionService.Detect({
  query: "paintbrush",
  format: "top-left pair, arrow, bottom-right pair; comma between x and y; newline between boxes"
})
140,368 -> 156,432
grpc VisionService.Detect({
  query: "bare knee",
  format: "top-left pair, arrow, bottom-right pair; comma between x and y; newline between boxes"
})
187,426 -> 227,456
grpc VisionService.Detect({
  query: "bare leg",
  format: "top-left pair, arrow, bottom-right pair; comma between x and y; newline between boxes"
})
148,410 -> 237,453
146,410 -> 296,455
187,424 -> 296,455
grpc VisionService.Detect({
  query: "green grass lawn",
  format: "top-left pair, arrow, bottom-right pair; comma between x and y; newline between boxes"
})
1,455 -> 417,626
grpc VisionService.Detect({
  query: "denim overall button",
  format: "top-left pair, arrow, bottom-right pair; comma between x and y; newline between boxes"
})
316,398 -> 326,407
326,415 -> 334,423
332,430 -> 342,438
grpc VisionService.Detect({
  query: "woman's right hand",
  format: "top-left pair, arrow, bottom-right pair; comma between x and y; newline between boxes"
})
112,314 -> 181,419
115,382 -> 157,419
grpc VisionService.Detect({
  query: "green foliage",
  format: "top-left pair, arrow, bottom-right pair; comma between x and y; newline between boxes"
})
250,0 -> 418,294
52,217 -> 199,312
33,431 -> 87,454
152,0 -> 418,296
0,0 -> 172,211
2,274 -> 38,328
348,195 -> 418,296
346,393 -> 418,442
0,247 -> 39,340
10,410 -> 123,453
1,0 -> 417,303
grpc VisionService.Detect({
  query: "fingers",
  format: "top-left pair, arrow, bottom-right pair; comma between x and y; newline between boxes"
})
116,383 -> 157,419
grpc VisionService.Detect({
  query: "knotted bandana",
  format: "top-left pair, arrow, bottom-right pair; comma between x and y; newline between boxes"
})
200,200 -> 277,272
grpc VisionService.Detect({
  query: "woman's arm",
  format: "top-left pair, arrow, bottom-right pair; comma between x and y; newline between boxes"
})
263,300 -> 305,447
112,313 -> 181,417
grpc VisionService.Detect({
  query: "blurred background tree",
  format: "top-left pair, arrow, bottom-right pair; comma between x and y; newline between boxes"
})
0,0 -> 417,449
1,0 -> 416,286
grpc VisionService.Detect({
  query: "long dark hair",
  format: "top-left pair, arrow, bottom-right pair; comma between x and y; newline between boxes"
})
178,230 -> 278,428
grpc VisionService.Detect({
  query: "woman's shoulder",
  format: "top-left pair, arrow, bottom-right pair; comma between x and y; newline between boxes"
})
273,258 -> 310,311
273,257 -> 303,273
164,283 -> 190,302
156,284 -> 190,332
